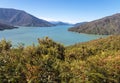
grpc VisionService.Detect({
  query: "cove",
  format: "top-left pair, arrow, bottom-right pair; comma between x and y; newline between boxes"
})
0,25 -> 105,46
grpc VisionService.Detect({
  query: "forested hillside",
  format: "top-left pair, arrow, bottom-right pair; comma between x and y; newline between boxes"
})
69,13 -> 120,35
0,36 -> 120,83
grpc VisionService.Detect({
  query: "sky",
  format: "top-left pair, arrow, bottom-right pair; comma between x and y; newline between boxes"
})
0,0 -> 120,23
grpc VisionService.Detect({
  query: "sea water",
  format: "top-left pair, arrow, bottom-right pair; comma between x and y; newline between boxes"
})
0,25 -> 105,46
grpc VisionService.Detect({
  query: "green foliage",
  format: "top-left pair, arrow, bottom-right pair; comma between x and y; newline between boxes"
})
0,39 -> 11,52
0,36 -> 120,83
85,51 -> 120,83
0,37 -> 65,83
66,35 -> 120,60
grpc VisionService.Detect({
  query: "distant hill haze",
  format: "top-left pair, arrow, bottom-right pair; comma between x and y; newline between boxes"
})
0,8 -> 54,27
50,21 -> 73,26
0,23 -> 17,30
69,13 -> 120,35
74,22 -> 88,27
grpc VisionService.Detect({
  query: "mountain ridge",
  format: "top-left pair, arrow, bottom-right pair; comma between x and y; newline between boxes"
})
0,8 -> 54,27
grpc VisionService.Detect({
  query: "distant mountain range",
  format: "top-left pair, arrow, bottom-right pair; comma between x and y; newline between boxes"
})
0,8 -> 54,27
69,13 -> 120,35
0,23 -> 17,31
50,21 -> 73,26
74,22 -> 88,27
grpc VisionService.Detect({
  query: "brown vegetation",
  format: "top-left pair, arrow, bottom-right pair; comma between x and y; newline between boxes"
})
0,36 -> 120,82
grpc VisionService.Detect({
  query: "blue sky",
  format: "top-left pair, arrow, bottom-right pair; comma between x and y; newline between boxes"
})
0,0 -> 120,23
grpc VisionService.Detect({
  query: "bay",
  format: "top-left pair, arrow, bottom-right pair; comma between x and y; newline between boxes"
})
0,25 -> 105,46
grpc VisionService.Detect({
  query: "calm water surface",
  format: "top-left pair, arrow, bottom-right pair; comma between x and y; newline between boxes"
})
0,25 -> 105,46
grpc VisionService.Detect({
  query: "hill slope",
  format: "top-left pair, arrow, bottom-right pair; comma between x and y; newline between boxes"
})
69,13 -> 120,35
66,35 -> 120,60
0,8 -> 54,27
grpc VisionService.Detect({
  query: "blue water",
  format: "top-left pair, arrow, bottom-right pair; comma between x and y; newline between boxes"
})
0,25 -> 105,46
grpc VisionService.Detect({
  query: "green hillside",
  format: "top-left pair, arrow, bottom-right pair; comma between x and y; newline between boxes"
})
69,13 -> 120,35
0,36 -> 120,83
